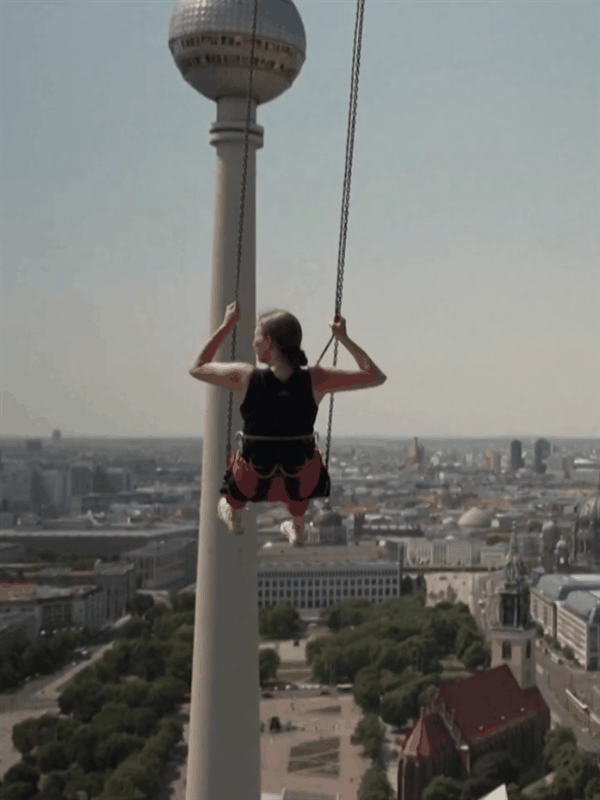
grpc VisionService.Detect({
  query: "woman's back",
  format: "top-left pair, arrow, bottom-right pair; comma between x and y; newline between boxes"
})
240,367 -> 319,437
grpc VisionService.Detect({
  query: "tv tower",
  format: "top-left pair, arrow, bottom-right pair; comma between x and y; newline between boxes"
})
168,2 -> 306,799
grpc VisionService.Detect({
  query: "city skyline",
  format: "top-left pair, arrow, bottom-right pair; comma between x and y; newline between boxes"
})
2,1 -> 599,439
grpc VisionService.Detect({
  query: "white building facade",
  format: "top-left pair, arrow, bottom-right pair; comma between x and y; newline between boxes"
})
555,590 -> 600,670
258,560 -> 401,611
71,585 -> 107,629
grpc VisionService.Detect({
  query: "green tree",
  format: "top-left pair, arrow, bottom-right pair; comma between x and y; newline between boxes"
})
152,611 -> 194,641
115,617 -> 149,640
379,676 -> 435,728
93,644 -> 131,683
128,640 -> 165,681
58,677 -> 111,721
460,775 -> 499,800
127,593 -> 155,616
259,649 -> 280,686
462,639 -> 490,671
584,776 -> 600,800
0,782 -> 38,800
11,719 -> 41,757
66,724 -> 98,773
543,727 -> 578,771
36,741 -> 70,773
36,771 -> 66,800
423,615 -> 458,655
376,642 -> 410,674
1,763 -> 39,789
63,763 -> 105,800
562,751 -> 600,798
113,679 -> 150,709
358,764 -> 394,800
472,750 -> 521,786
422,775 -> 463,800
506,783 -> 524,800
165,640 -> 193,685
91,702 -> 136,737
306,636 -> 328,665
147,676 -> 187,716
259,603 -> 302,640
351,714 -> 385,761
353,666 -> 382,713
130,707 -> 159,738
22,639 -> 55,676
94,732 -> 145,770
325,599 -> 371,632
170,592 -> 196,613
455,625 -> 479,659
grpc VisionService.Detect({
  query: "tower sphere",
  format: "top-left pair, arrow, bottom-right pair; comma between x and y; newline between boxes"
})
168,0 -> 306,104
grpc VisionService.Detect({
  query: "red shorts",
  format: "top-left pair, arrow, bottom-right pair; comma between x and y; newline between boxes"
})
220,446 -> 331,504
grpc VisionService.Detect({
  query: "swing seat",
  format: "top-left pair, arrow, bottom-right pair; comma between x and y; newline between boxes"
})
219,431 -> 331,504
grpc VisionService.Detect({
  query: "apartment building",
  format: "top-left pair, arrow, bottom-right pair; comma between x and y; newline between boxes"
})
530,574 -> 600,638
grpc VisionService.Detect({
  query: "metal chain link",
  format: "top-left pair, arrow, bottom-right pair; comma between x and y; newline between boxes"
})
225,0 -> 260,465
324,0 -> 366,472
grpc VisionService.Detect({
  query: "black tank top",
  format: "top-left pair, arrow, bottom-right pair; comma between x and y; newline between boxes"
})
240,367 -> 318,437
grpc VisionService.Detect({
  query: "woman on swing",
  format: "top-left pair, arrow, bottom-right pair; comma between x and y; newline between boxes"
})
190,300 -> 387,545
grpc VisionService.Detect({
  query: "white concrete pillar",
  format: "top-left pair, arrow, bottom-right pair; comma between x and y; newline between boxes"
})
186,96 -> 264,800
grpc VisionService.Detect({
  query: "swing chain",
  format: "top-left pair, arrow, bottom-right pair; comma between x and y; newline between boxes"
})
324,0 -> 366,472
226,0 -> 260,465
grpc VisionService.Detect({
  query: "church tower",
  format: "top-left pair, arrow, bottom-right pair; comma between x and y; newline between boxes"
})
487,525 -> 537,691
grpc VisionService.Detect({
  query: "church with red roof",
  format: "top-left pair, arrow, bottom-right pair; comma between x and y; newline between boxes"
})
397,665 -> 550,800
398,531 -> 551,799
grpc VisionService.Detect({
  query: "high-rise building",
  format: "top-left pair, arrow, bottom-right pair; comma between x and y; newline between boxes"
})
485,450 -> 502,472
510,440 -> 524,471
533,438 -> 550,474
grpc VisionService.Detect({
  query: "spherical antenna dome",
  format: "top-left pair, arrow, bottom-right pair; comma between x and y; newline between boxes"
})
168,0 -> 307,104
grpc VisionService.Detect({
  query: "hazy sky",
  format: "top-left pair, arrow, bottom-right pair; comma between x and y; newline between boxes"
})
2,0 -> 599,439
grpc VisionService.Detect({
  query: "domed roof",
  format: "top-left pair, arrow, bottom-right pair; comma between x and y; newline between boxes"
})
169,0 -> 306,104
577,495 -> 600,526
458,507 -> 493,528
313,509 -> 343,527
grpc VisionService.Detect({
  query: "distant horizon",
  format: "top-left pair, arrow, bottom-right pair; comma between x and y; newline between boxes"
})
2,432 -> 598,444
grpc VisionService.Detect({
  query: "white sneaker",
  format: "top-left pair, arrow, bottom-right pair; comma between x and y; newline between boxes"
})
280,520 -> 304,547
218,498 -> 244,536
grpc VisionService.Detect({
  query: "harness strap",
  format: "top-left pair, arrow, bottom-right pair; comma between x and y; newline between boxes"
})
236,431 -> 319,443
234,431 -> 321,478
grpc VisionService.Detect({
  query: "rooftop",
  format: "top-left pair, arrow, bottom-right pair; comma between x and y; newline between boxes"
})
561,590 -> 600,623
534,573 -> 600,601
0,583 -> 75,602
123,536 -> 196,558
0,524 -> 198,539
435,664 -> 547,745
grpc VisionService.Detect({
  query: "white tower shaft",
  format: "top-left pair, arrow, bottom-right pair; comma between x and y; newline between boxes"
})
187,96 -> 264,800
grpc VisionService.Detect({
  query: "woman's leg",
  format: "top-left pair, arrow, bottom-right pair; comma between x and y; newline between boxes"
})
224,494 -> 246,512
285,499 -> 309,532
218,495 -> 246,535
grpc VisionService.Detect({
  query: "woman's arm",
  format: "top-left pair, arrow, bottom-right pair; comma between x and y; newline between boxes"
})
191,322 -> 232,370
312,316 -> 387,395
189,301 -> 253,393
337,333 -> 386,383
